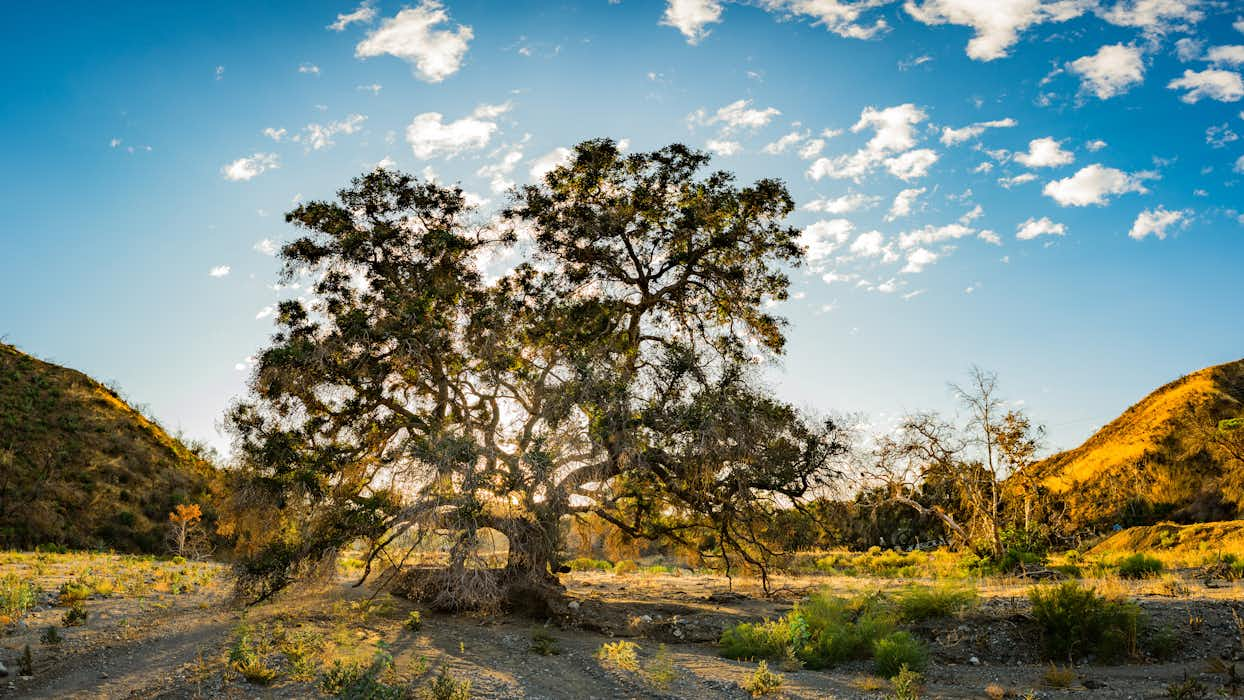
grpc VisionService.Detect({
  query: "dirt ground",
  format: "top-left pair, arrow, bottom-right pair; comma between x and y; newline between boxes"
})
2,555 -> 1243,699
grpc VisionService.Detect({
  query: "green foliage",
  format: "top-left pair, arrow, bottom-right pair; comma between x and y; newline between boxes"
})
565,557 -> 613,572
61,601 -> 88,627
529,627 -> 561,656
57,579 -> 93,604
873,631 -> 929,678
39,626 -> 63,646
1146,624 -> 1180,660
1028,582 -> 1141,662
1116,553 -> 1164,579
597,640 -> 640,671
404,610 -> 423,632
320,649 -> 409,700
891,584 -> 976,622
742,660 -> 783,697
612,560 -> 638,575
1165,675 -> 1207,700
0,573 -> 38,622
890,665 -> 923,700
645,644 -> 677,689
419,668 -> 471,700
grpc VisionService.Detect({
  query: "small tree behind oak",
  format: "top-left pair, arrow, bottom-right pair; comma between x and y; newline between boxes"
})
224,140 -> 847,609
167,503 -> 209,559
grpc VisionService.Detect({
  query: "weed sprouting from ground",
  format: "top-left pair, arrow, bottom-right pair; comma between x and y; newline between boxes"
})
1042,663 -> 1076,687
529,627 -> 561,656
0,573 -> 39,623
873,631 -> 929,677
645,644 -> 677,689
890,665 -> 922,700
597,640 -> 640,671
39,625 -> 63,646
419,667 -> 471,700
742,660 -> 783,697
61,600 -> 88,627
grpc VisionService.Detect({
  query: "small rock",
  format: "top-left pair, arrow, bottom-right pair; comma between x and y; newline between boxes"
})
640,615 -> 653,624
101,672 -> 110,679
567,601 -> 580,611
968,656 -> 980,665
0,660 -> 8,677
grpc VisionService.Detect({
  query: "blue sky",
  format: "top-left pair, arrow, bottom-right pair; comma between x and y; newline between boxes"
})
2,0 -> 1242,457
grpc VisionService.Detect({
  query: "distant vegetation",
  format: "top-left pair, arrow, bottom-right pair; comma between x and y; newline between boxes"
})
0,343 -> 217,552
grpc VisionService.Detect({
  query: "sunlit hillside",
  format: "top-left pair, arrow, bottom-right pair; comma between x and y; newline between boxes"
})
1025,358 -> 1244,530
0,343 -> 216,551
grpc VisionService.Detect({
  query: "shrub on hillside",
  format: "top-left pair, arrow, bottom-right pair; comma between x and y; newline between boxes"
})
872,631 -> 929,678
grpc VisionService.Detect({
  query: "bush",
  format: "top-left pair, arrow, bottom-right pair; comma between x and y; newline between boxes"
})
1029,581 -> 1141,662
644,644 -> 677,689
597,640 -> 640,671
420,668 -> 471,700
1043,663 -> 1076,688
872,631 -> 928,678
61,601 -> 88,627
530,628 -> 560,656
1117,553 -> 1164,579
0,574 -> 39,623
742,660 -> 783,697
1146,624 -> 1180,660
890,665 -> 922,700
612,560 -> 638,575
405,611 -> 423,632
892,584 -> 977,622
39,626 -> 63,646
719,619 -> 792,662
565,557 -> 613,572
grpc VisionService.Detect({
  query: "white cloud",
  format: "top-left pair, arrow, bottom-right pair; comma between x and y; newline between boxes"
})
706,139 -> 742,156
471,101 -> 513,119
209,265 -> 231,277
939,117 -> 1016,145
1042,164 -> 1149,206
1068,44 -> 1145,99
850,230 -> 888,257
1098,0 -> 1204,35
477,148 -> 524,192
998,172 -> 1038,188
1175,37 -> 1203,61
529,147 -> 573,180
978,229 -> 1001,244
904,0 -> 1088,61
1086,139 -> 1108,151
253,239 -> 277,256
329,1 -> 376,31
221,152 -> 279,181
262,127 -> 286,142
1014,137 -> 1074,168
805,192 -> 881,214
662,0 -> 723,44
355,1 -> 473,83
757,0 -> 890,40
255,305 -> 275,320
1236,154 -> 1244,173
694,99 -> 781,134
1128,206 -> 1190,240
298,62 -> 321,75
300,113 -> 367,151
405,108 -> 501,159
801,219 -> 854,268
1206,123 -> 1239,148
902,247 -> 939,273
798,139 -> 825,159
762,129 -> 808,154
959,204 -> 983,224
898,222 -> 975,249
807,103 -> 929,181
357,83 -> 383,94
886,187 -> 925,220
884,148 -> 939,180
1167,69 -> 1244,103
1206,45 -> 1244,67
1016,216 -> 1066,240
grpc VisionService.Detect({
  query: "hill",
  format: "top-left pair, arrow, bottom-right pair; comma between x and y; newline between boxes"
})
1018,358 -> 1244,532
0,342 -> 216,552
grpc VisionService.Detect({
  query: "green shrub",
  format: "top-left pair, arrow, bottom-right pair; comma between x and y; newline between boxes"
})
720,591 -> 898,671
719,619 -> 792,662
612,560 -> 638,575
873,631 -> 929,678
742,660 -> 784,697
1117,553 -> 1163,579
321,649 -> 408,699
0,574 -> 39,622
420,668 -> 470,700
597,640 -> 640,671
644,644 -> 677,689
1146,624 -> 1179,660
892,584 -> 977,622
1029,582 -> 1141,662
39,626 -> 63,646
530,627 -> 561,656
405,610 -> 423,632
61,601 -> 88,627
891,665 -> 923,700
565,557 -> 613,572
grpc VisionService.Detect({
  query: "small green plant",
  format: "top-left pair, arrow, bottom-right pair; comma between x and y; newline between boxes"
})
405,610 -> 423,632
1164,674 -> 1207,700
235,659 -> 280,685
1147,624 -> 1180,660
420,667 -> 471,700
61,601 -> 88,627
321,649 -> 408,699
39,626 -> 63,646
645,644 -> 677,689
1117,553 -> 1164,579
597,640 -> 640,671
873,631 -> 929,678
565,557 -> 613,572
18,645 -> 33,677
1028,581 -> 1141,662
319,660 -> 368,695
57,579 -> 93,605
742,660 -> 783,697
612,559 -> 638,575
890,665 -> 922,700
530,627 -> 561,656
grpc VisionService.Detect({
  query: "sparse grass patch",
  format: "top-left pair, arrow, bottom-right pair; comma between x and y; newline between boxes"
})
530,627 -> 561,655
890,665 -> 922,700
40,625 -> 63,646
61,601 -> 88,626
645,644 -> 677,689
0,573 -> 39,623
892,583 -> 977,622
1042,663 -> 1076,688
565,557 -> 613,572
